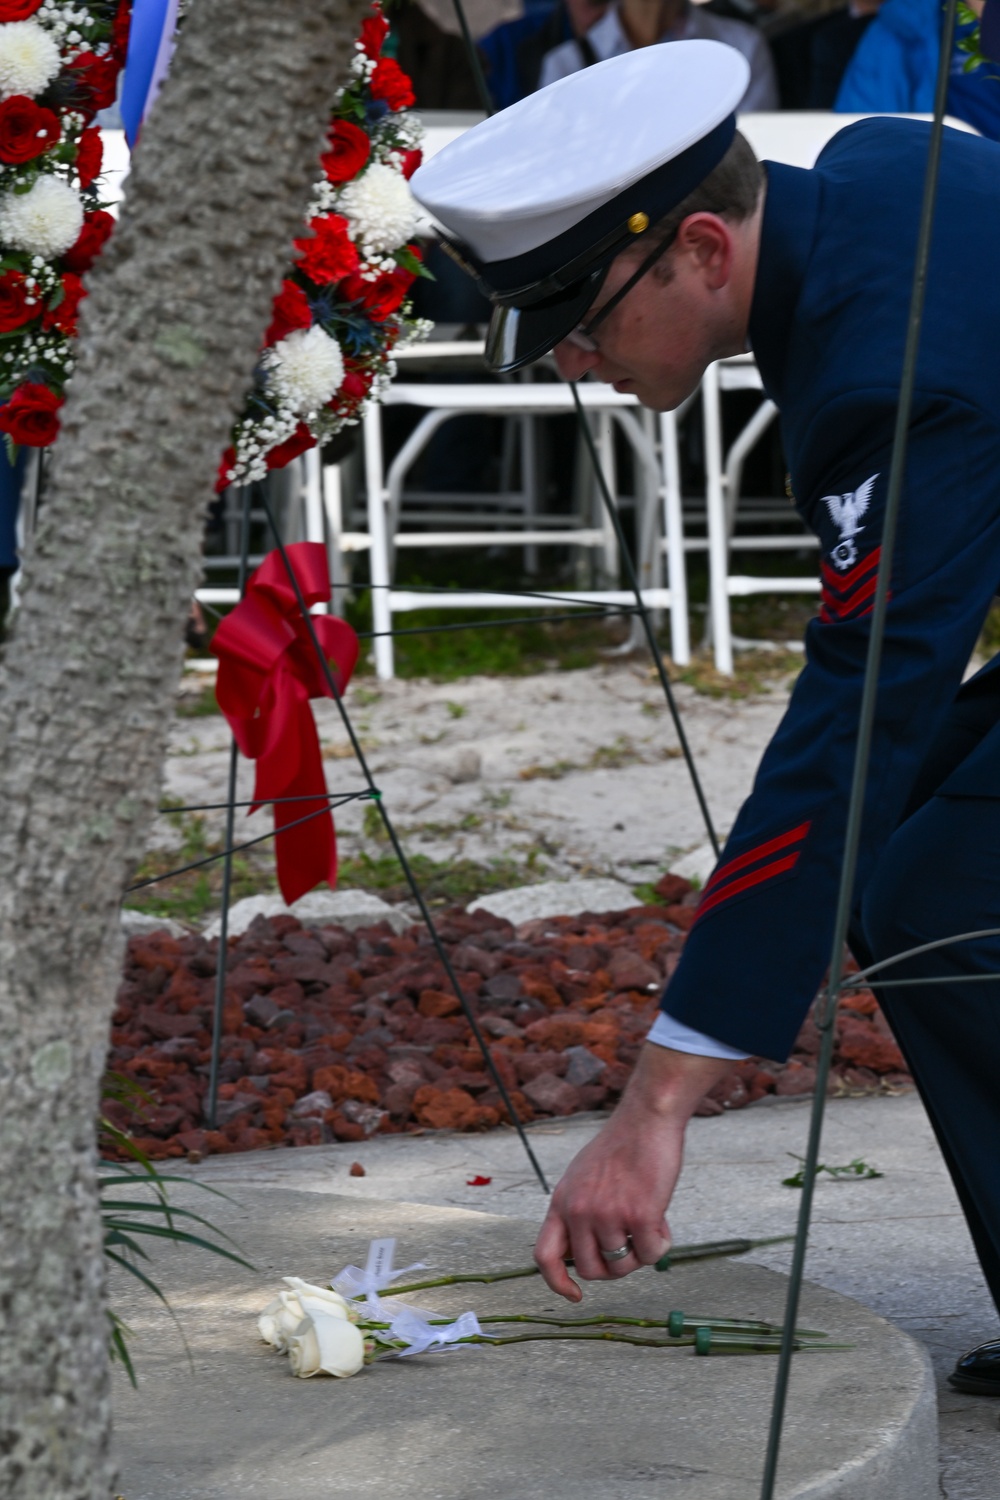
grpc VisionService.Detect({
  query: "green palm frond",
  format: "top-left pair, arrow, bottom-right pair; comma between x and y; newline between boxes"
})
99,1074 -> 254,1379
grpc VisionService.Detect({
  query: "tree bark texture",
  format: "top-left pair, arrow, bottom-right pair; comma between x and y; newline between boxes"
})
0,1 -> 370,1493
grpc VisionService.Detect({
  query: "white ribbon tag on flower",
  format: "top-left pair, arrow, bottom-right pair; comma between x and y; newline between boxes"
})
388,1308 -> 486,1357
331,1237 -> 426,1310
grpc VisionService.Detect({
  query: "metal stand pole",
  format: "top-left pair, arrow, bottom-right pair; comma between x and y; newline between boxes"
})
259,490 -> 551,1195
759,3 -> 957,1491
206,484 -> 253,1130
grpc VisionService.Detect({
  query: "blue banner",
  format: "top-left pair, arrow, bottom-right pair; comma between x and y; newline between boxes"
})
120,0 -> 179,148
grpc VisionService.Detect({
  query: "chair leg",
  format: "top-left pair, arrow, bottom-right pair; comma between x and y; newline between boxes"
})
302,448 -> 327,615
521,415 -> 539,576
363,406 -> 394,680
702,362 -> 734,676
596,411 -> 618,586
322,461 -> 346,618
571,419 -> 593,588
659,410 -> 690,666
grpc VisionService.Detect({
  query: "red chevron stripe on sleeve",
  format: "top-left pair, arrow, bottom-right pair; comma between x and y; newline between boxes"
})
694,819 -> 812,924
820,547 -> 887,624
702,819 -> 812,897
696,850 -> 804,921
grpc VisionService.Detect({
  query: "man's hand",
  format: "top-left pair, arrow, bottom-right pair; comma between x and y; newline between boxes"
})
533,1044 -> 734,1301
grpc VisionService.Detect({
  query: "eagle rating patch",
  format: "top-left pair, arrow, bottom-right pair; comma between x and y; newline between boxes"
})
823,474 -> 878,571
815,472 -> 886,623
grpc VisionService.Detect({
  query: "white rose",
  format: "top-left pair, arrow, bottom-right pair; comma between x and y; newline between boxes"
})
282,1277 -> 350,1318
0,20 -> 61,100
287,1310 -> 365,1378
257,1298 -> 287,1349
257,1289 -> 309,1351
0,176 -> 84,260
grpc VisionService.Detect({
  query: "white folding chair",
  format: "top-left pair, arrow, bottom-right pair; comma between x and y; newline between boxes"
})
195,451 -> 329,616
359,377 -> 686,678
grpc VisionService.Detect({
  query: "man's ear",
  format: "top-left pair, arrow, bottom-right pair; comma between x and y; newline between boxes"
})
674,213 -> 734,290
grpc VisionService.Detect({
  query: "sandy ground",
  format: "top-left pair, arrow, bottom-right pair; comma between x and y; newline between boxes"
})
159,663 -> 791,890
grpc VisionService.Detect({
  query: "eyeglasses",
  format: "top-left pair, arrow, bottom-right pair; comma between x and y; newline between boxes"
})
563,324 -> 601,354
560,225 -> 680,356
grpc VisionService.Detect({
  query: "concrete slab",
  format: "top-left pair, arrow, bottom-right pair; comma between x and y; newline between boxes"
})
110,1188 -> 936,1500
201,889 -> 411,940
468,876 -> 638,922
167,1092 -> 1000,1496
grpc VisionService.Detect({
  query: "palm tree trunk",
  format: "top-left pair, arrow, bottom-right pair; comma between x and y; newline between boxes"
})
0,0 -> 369,1492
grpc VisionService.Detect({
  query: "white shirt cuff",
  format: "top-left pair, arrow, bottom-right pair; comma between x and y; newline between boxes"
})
647,1009 -> 750,1060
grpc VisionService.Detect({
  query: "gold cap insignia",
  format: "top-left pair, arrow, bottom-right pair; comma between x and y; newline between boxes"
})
628,212 -> 649,234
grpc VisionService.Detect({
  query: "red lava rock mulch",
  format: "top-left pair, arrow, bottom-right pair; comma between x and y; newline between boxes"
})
104,873 -> 912,1161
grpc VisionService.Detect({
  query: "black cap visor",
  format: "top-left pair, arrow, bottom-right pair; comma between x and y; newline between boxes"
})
484,266 -> 607,373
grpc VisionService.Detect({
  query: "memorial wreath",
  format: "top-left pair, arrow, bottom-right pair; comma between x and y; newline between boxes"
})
0,0 -> 130,451
0,1 -> 430,471
216,2 -> 430,490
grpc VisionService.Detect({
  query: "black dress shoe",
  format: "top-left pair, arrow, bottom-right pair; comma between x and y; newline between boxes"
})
948,1340 -> 1000,1395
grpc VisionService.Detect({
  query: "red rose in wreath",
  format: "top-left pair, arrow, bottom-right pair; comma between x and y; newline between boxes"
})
358,11 -> 390,57
265,279 -> 313,346
294,214 -> 359,285
0,382 -> 64,447
398,148 -> 423,180
0,271 -> 38,333
0,96 -> 60,164
65,51 -> 121,114
265,421 -> 316,471
370,58 -> 415,111
43,273 -> 86,337
215,446 -> 236,493
334,362 -> 374,407
321,119 -> 370,185
340,264 -> 416,323
64,209 -> 115,273
76,126 -> 103,189
0,0 -> 42,18
111,0 -> 132,64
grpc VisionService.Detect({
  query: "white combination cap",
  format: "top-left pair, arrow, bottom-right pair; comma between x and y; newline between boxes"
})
410,41 -> 750,370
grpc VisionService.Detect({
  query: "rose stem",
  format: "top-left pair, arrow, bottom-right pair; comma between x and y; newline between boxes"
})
457,1331 -> 851,1355
375,1331 -> 850,1360
446,1313 -> 828,1338
387,1235 -> 797,1297
654,1234 -> 796,1271
362,1316 -> 827,1345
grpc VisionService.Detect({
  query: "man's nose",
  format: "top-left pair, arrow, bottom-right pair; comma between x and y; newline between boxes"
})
553,339 -> 600,382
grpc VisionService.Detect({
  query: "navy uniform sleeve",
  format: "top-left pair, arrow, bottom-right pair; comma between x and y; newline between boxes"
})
662,394 -> 1000,1060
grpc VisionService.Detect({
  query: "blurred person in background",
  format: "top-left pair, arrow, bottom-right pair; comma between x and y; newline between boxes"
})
390,0 -> 487,108
769,0 -> 883,108
538,0 -> 779,107
480,0 -> 611,109
836,0 -> 1000,137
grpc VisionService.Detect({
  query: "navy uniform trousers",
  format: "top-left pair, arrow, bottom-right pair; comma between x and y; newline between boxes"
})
853,657 -> 1000,1311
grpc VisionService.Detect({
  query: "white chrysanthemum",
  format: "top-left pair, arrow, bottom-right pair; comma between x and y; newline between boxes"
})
266,325 -> 344,415
338,162 -> 418,258
0,20 -> 61,100
0,176 -> 84,259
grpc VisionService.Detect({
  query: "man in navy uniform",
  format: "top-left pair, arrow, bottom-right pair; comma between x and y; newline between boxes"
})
411,41 -> 1000,1395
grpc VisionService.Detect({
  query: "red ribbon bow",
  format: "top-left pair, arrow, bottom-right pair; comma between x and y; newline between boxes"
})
212,543 -> 359,905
